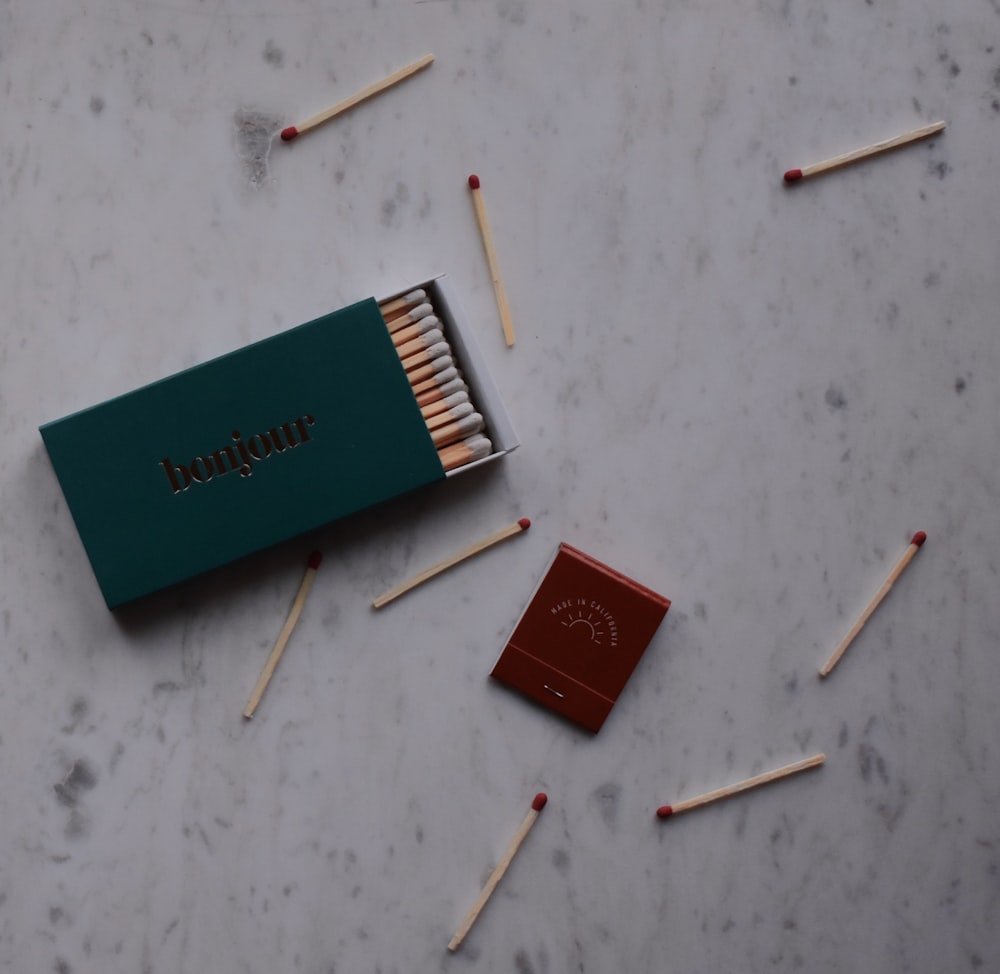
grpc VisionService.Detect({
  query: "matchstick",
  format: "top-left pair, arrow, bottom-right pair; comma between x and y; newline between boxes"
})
819,531 -> 927,678
413,369 -> 461,404
385,302 -> 434,333
439,434 -> 492,471
424,400 -> 473,432
281,54 -> 434,142
373,517 -> 529,609
395,327 -> 443,361
431,412 -> 483,449
447,792 -> 547,952
379,289 -> 426,319
421,390 -> 469,421
468,175 -> 515,347
405,353 -> 453,388
784,121 -> 946,183
656,754 -> 825,819
391,315 -> 439,348
402,340 -> 450,373
243,551 -> 322,719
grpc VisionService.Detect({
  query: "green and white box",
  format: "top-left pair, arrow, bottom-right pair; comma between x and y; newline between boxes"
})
40,276 -> 518,609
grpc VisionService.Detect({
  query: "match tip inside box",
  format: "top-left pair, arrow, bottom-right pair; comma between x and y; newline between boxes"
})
379,274 -> 519,476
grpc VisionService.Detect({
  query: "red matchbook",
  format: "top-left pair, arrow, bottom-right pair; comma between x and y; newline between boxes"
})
491,543 -> 670,733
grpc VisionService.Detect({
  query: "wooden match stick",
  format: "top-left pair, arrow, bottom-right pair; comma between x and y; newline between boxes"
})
379,289 -> 425,319
448,792 -> 547,952
391,315 -> 439,348
385,302 -> 434,332
819,531 -> 927,678
400,340 -> 447,373
373,517 -> 529,609
395,327 -> 443,361
656,754 -> 825,820
281,54 -> 434,142
421,390 -> 469,421
424,400 -> 473,432
467,175 -> 515,347
784,121 -> 946,183
439,434 -> 492,471
243,551 -> 322,719
413,369 -> 461,404
431,412 -> 483,449
405,353 -> 453,388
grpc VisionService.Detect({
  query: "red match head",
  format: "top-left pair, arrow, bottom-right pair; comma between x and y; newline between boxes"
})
468,174 -> 481,190
308,551 -> 323,570
518,518 -> 531,531
911,531 -> 927,548
531,792 -> 548,811
655,805 -> 674,820
280,126 -> 299,143
783,168 -> 803,183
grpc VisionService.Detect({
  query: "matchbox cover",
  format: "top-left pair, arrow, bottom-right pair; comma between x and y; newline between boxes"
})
40,277 -> 518,609
491,543 -> 670,733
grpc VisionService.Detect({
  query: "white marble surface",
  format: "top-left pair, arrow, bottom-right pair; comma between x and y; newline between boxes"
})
2,1 -> 999,971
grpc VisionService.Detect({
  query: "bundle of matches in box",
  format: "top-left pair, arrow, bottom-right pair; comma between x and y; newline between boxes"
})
378,288 -> 493,473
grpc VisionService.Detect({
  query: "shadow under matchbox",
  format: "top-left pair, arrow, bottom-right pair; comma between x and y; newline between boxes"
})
39,276 -> 518,609
491,543 -> 670,733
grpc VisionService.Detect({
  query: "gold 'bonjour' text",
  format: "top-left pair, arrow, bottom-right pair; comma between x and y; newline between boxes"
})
159,414 -> 316,494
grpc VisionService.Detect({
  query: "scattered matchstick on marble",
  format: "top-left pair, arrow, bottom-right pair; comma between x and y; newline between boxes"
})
280,54 -> 434,143
373,518 -> 530,608
243,551 -> 322,719
656,754 -> 825,820
448,792 -> 547,952
468,174 -> 516,347
819,531 -> 927,679
784,121 -> 946,183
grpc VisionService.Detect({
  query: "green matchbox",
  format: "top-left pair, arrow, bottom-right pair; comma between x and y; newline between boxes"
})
40,277 -> 517,609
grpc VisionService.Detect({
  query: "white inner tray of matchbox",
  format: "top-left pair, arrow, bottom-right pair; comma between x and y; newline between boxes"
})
381,274 -> 519,475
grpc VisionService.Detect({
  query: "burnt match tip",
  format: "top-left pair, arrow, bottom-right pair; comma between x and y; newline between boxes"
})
468,174 -> 481,189
518,518 -> 531,530
308,551 -> 323,570
531,793 -> 548,811
655,805 -> 674,820
783,168 -> 803,183
280,126 -> 299,142
911,531 -> 927,548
